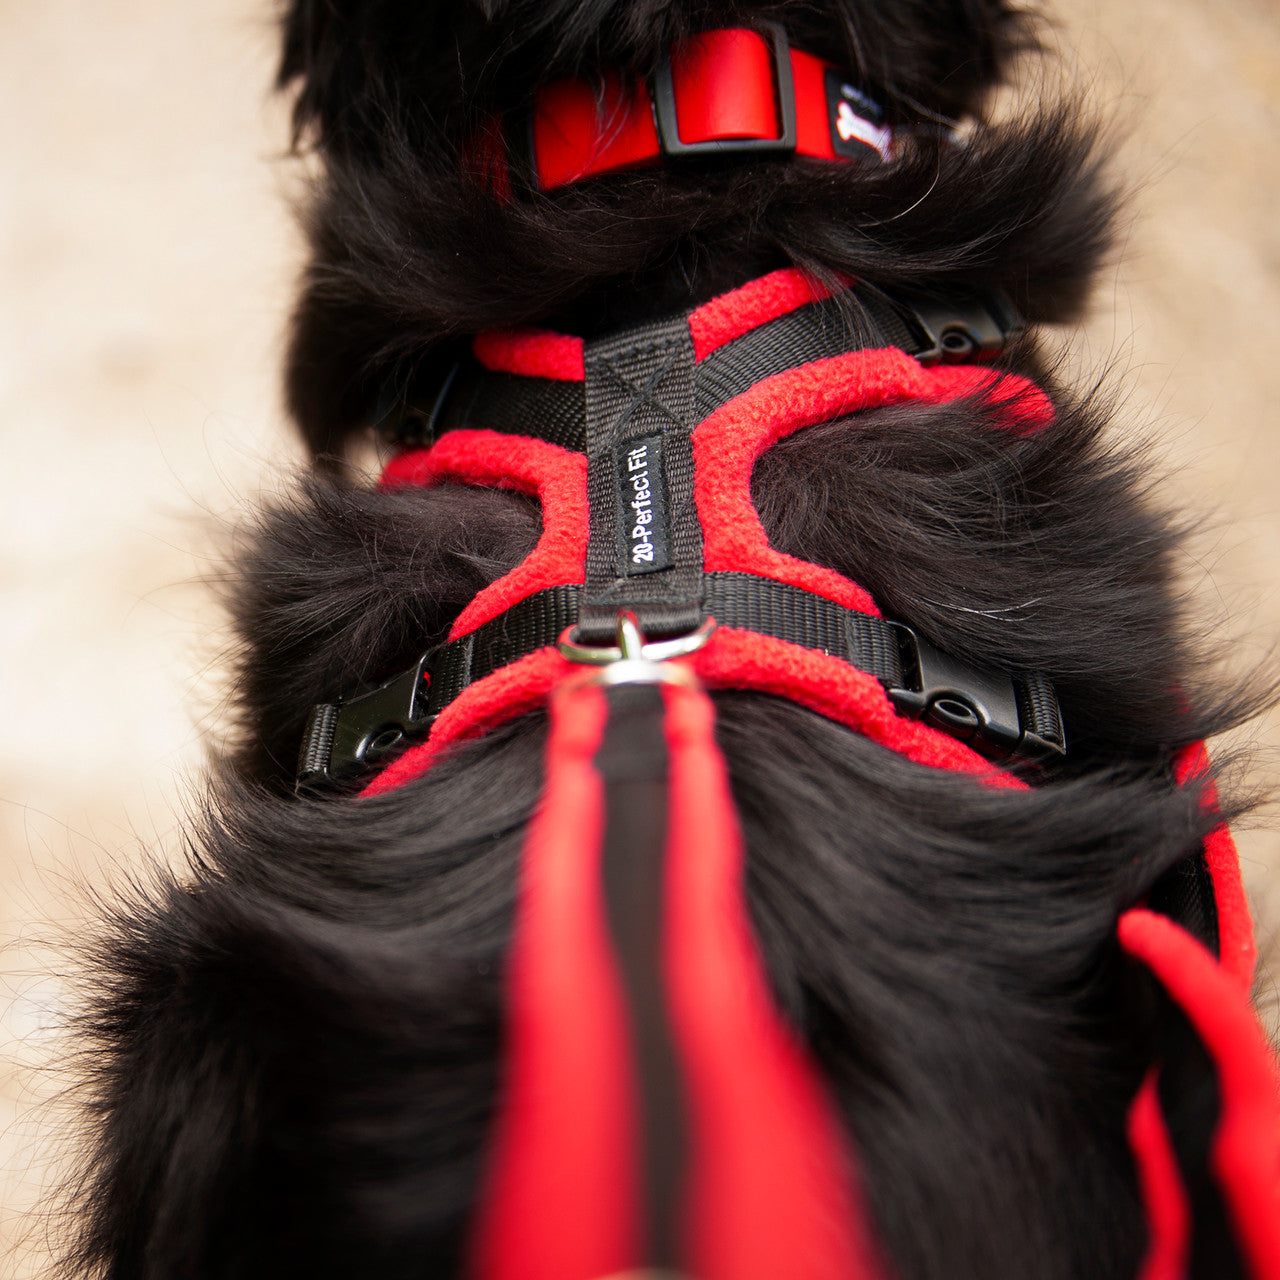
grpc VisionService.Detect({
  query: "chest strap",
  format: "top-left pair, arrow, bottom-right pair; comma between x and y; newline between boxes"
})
376,289 -> 1018,452
298,573 -> 1064,791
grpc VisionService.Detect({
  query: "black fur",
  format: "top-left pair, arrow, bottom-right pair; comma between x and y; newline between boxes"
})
66,3 -> 1266,1278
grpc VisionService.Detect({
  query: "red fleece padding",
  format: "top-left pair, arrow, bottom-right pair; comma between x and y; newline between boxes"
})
360,649 -> 571,798
1129,1069 -> 1191,1280
693,349 -> 1054,615
1118,909 -> 1280,1280
662,682 -> 889,1280
1175,742 -> 1257,989
362,623 -> 1028,798
688,268 -> 837,362
471,683 -> 640,1280
697,628 -> 1027,788
381,431 -> 588,640
472,330 -> 586,381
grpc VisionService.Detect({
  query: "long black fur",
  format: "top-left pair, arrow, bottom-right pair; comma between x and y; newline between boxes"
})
66,3 -> 1266,1278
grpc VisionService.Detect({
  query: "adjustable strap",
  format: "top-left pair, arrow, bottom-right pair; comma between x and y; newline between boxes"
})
376,291 -> 1022,450
296,573 -> 1064,790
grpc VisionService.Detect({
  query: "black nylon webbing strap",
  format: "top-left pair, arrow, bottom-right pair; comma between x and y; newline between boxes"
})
424,584 -> 581,715
296,572 -> 1064,789
439,372 -> 586,451
694,294 -> 917,418
381,292 -> 1019,451
702,572 -> 904,685
1014,670 -> 1065,755
594,683 -> 685,1267
579,316 -> 704,644
422,574 -> 907,700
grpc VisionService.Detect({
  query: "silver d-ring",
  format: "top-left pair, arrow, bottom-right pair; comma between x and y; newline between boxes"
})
557,612 -> 717,667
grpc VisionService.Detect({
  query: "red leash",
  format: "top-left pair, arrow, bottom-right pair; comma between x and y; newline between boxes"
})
473,622 -> 888,1279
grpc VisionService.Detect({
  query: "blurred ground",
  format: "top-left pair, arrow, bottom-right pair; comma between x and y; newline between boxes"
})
0,1 -> 1277,1273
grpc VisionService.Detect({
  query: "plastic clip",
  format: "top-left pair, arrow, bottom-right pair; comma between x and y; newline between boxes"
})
888,625 -> 1065,765
296,652 -> 437,792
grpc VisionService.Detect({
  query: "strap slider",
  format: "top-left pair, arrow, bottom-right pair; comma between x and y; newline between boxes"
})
888,626 -> 1066,765
296,652 -> 437,793
652,23 -> 797,159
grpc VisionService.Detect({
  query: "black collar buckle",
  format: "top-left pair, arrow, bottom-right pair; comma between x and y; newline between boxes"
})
652,22 -> 798,159
887,625 -> 1066,766
296,651 -> 437,793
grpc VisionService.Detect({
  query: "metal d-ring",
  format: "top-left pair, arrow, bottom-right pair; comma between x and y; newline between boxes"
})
557,612 -> 717,667
556,611 -> 716,690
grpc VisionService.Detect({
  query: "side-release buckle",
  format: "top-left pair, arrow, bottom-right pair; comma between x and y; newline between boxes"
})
903,294 -> 1023,365
887,625 -> 1066,766
373,360 -> 463,448
296,652 -> 437,793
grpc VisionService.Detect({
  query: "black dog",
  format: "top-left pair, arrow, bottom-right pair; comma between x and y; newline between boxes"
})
68,3 -> 1279,1278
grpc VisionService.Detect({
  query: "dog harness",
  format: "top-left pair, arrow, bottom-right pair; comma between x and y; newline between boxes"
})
295,27 -> 1280,1280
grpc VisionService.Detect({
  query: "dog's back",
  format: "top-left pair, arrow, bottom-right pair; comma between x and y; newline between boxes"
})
64,4 -> 1279,1279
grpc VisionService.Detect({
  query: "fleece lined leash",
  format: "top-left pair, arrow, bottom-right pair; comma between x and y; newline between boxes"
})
292,24 -> 1280,1280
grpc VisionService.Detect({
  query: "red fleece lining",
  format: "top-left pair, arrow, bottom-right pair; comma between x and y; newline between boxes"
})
473,330 -> 586,381
688,268 -> 837,363
1119,909 -> 1280,1280
364,628 -> 1025,798
697,629 -> 1026,788
1174,742 -> 1257,989
693,350 -> 1054,616
471,683 -> 640,1280
360,650 -> 569,798
660,681 -> 886,1279
1129,1069 -> 1191,1280
382,431 -> 589,639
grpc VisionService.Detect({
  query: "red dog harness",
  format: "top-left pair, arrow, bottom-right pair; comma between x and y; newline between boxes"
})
295,27 -> 1280,1280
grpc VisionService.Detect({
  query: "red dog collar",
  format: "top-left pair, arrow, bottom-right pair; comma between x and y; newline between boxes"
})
529,24 -> 893,190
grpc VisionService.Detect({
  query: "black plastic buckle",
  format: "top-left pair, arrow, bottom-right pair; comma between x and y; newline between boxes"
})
652,22 -> 797,158
296,652 -> 437,793
903,294 -> 1023,365
887,626 -> 1065,766
373,360 -> 463,448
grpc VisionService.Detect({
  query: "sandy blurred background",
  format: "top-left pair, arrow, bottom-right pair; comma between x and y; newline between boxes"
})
0,0 -> 1277,1272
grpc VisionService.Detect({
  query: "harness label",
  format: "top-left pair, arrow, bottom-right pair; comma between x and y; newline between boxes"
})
617,434 -> 672,575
